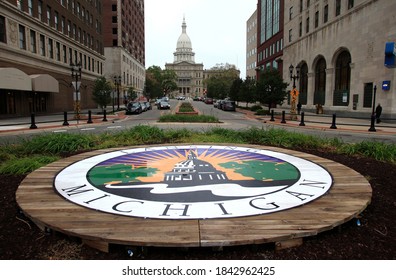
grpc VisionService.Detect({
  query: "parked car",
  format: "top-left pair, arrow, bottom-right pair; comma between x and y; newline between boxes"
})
126,102 -> 142,114
157,101 -> 171,110
222,100 -> 236,111
140,102 -> 147,112
217,100 -> 225,110
145,101 -> 152,110
204,98 -> 213,104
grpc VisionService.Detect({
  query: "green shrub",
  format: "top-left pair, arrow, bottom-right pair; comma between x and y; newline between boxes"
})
21,133 -> 96,155
250,105 -> 263,111
0,155 -> 59,175
159,114 -> 219,123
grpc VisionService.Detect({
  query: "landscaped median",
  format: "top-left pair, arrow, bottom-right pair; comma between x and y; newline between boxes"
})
159,101 -> 220,123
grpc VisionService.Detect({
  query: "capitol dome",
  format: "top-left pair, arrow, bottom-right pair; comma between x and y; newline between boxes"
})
174,18 -> 195,63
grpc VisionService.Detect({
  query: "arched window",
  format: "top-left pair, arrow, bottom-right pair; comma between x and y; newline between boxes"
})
299,63 -> 308,105
333,51 -> 351,106
314,57 -> 326,105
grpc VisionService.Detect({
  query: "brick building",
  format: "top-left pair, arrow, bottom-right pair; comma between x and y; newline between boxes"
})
0,0 -> 105,117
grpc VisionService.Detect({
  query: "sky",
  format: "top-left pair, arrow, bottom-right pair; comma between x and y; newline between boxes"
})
145,0 -> 257,78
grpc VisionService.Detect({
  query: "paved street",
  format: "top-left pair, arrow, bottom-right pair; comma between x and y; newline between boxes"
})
0,99 -> 395,144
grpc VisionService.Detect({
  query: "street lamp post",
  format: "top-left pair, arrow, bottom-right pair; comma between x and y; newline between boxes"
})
114,75 -> 121,111
369,85 -> 377,132
289,64 -> 300,120
70,62 -> 82,120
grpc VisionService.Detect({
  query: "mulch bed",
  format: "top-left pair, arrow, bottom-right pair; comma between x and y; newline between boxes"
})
0,148 -> 395,260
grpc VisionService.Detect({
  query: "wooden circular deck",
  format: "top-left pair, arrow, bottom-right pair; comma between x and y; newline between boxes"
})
16,145 -> 372,252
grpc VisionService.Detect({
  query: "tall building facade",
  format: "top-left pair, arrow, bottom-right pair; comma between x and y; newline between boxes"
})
165,18 -> 204,98
246,9 -> 257,78
0,0 -> 105,117
103,0 -> 145,103
256,0 -> 284,75
283,0 -> 396,118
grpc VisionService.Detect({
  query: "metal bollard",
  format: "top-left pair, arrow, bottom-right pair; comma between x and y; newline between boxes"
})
102,109 -> 108,122
29,113 -> 38,129
87,110 -> 93,124
63,111 -> 69,126
270,110 -> 275,121
368,115 -> 376,132
330,114 -> 337,129
281,111 -> 286,124
299,112 -> 306,126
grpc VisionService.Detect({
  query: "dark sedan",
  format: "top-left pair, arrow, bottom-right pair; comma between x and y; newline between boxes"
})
126,102 -> 143,114
157,101 -> 171,110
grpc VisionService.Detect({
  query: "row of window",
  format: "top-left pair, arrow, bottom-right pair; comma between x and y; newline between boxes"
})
16,0 -> 102,53
257,39 -> 283,63
16,22 -> 103,75
289,0 -> 356,42
296,0 -> 354,14
260,0 -> 281,44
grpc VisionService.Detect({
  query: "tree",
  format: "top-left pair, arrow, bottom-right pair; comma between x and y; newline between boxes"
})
92,77 -> 112,112
240,76 -> 257,107
161,69 -> 178,95
256,69 -> 289,110
229,78 -> 243,104
145,66 -> 178,98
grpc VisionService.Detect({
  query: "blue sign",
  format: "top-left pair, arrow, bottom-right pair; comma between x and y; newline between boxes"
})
385,42 -> 396,68
382,80 -> 391,91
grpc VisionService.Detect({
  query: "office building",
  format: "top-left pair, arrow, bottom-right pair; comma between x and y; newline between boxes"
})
0,0 -> 105,117
103,0 -> 145,104
283,0 -> 396,117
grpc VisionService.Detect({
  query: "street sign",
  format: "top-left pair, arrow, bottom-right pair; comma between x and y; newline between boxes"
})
71,81 -> 81,91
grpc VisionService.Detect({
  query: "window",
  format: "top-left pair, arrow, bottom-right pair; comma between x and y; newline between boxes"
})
289,29 -> 293,42
46,6 -> 51,25
28,0 -> 33,16
112,4 -> 117,11
17,0 -> 23,11
112,28 -> 117,35
56,42 -> 60,61
67,20 -> 71,36
39,34 -> 45,56
348,0 -> 354,9
0,16 -> 5,43
63,45 -> 67,63
299,21 -> 302,37
324,5 -> 329,23
300,0 -> 303,12
68,47 -> 72,63
315,11 -> 319,28
38,1 -> 43,20
289,6 -> 293,20
19,25 -> 26,50
306,17 -> 310,33
30,30 -> 36,53
54,11 -> 59,30
61,16 -> 65,33
48,38 -> 53,58
363,83 -> 373,108
335,0 -> 341,16
314,57 -> 327,105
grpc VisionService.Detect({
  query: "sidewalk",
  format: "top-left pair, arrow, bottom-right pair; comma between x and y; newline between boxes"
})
1,107 -> 395,136
239,108 -> 396,135
0,109 -> 127,134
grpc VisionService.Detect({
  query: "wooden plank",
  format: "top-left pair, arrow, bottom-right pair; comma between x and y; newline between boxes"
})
16,145 -> 372,250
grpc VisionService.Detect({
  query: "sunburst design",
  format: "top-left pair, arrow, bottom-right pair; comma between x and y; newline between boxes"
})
91,148 -> 287,183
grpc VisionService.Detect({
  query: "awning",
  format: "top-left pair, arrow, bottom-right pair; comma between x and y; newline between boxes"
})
0,68 -> 32,91
30,74 -> 59,93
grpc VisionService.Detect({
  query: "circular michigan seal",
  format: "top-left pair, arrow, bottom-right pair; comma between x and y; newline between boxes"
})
54,145 -> 333,219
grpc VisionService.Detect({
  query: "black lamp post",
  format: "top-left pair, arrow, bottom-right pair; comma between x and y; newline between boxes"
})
289,64 -> 300,120
70,61 -> 82,120
369,85 -> 377,132
114,75 -> 121,111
